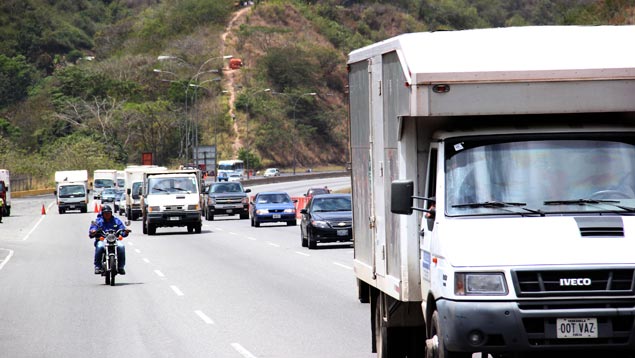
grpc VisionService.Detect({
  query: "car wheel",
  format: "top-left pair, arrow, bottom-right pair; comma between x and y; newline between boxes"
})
239,212 -> 249,220
254,218 -> 260,227
148,223 -> 156,235
308,231 -> 317,249
301,229 -> 308,247
195,224 -> 202,234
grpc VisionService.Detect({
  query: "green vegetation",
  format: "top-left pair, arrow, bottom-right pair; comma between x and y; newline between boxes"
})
0,0 -> 633,188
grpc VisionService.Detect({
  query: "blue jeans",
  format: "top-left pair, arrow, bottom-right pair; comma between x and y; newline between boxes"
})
94,240 -> 126,269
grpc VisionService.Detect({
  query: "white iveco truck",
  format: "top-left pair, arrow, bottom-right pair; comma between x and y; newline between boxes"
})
348,26 -> 635,357
141,169 -> 203,235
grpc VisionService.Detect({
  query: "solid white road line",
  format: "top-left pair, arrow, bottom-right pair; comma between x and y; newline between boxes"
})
154,270 -> 165,277
170,285 -> 184,296
22,215 -> 45,241
295,251 -> 310,257
194,310 -> 215,325
231,343 -> 258,358
0,249 -> 14,271
333,262 -> 353,270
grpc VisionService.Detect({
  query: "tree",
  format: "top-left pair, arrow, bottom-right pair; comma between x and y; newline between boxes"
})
0,55 -> 36,108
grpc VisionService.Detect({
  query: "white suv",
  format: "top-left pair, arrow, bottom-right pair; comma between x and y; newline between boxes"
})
263,168 -> 280,177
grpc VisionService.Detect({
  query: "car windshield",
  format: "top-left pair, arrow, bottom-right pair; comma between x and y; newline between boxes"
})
257,194 -> 291,204
308,188 -> 329,196
211,183 -> 243,193
445,136 -> 635,216
311,197 -> 351,212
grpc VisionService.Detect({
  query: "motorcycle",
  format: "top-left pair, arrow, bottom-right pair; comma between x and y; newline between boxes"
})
92,223 -> 130,286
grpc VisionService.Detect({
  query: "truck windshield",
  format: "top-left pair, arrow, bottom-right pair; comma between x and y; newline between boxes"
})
445,136 -> 635,216
149,177 -> 198,194
94,179 -> 115,188
59,185 -> 85,197
211,183 -> 243,193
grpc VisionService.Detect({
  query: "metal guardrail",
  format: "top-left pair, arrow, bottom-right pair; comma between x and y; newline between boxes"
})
204,170 -> 351,187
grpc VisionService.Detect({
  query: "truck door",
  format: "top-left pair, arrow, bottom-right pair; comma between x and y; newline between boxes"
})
420,145 -> 438,298
370,57 -> 386,278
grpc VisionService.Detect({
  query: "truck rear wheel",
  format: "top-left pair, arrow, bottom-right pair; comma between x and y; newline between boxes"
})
239,212 -> 249,220
375,295 -> 404,358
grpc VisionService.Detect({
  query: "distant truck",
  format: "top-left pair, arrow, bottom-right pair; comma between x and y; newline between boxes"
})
0,169 -> 11,216
124,165 -> 166,220
348,26 -> 635,357
141,169 -> 203,235
93,169 -> 117,200
54,170 -> 89,214
116,170 -> 125,189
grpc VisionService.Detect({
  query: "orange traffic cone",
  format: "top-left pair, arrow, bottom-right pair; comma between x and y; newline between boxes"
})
94,202 -> 100,213
41,204 -> 46,215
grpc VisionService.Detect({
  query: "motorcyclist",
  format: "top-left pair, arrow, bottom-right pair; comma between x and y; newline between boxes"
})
89,205 -> 129,275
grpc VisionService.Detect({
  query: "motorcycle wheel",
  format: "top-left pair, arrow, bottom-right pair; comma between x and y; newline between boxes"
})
109,256 -> 116,286
105,271 -> 110,285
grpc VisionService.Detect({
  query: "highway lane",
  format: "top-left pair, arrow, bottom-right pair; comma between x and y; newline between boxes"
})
0,177 -> 374,358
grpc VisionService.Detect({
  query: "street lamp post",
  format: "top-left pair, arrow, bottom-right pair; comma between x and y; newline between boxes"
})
242,88 -> 271,179
155,55 -> 232,166
273,91 -> 317,175
189,78 -> 222,173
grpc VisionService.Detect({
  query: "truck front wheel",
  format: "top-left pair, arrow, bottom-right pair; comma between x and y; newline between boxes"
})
429,311 -> 471,358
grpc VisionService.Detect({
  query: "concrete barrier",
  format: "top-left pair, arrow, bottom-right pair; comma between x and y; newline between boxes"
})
12,188 -> 55,198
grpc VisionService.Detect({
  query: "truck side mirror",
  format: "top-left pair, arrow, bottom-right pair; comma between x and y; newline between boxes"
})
245,188 -> 251,193
391,180 -> 414,215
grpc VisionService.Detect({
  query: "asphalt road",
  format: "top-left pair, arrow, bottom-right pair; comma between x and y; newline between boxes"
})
0,177 -> 376,358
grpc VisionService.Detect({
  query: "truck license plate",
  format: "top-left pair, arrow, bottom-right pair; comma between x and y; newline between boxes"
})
557,318 -> 598,338
169,216 -> 180,221
226,209 -> 233,214
337,229 -> 348,236
273,214 -> 281,219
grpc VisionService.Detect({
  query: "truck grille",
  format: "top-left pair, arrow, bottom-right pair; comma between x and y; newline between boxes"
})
513,269 -> 635,297
216,197 -> 243,204
328,220 -> 352,229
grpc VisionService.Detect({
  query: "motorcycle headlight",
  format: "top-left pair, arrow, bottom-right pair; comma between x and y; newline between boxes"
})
311,220 -> 329,229
256,209 -> 269,215
455,273 -> 508,296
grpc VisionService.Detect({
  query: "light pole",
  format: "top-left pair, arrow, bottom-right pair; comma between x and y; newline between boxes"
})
189,78 -> 222,173
273,91 -> 317,175
155,55 -> 232,166
241,88 -> 271,179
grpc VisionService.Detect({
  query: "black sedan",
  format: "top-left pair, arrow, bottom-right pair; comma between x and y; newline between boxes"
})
300,194 -> 352,249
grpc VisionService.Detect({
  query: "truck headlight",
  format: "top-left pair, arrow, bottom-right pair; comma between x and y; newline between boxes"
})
188,204 -> 199,210
148,206 -> 160,212
241,197 -> 249,204
455,273 -> 507,296
209,198 -> 216,205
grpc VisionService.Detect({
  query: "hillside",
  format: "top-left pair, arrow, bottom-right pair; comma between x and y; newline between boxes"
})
0,0 -> 634,184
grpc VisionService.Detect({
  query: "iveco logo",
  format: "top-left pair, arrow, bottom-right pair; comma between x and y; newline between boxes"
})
560,278 -> 592,286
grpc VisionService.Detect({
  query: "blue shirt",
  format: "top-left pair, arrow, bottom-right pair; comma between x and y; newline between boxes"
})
89,214 -> 128,237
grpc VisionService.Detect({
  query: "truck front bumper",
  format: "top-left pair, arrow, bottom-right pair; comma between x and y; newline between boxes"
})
210,204 -> 248,215
436,298 -> 635,353
147,211 -> 201,227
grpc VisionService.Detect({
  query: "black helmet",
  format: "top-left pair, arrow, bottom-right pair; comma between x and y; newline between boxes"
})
101,205 -> 113,214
